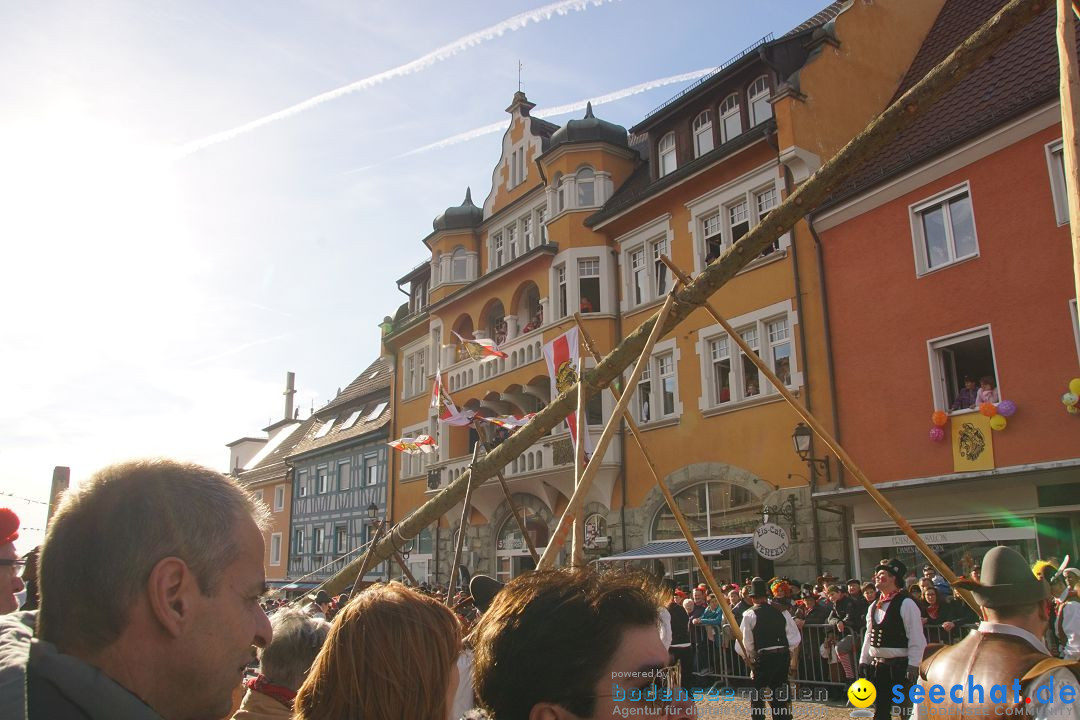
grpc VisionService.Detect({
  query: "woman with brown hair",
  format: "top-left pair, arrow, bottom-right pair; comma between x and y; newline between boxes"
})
294,582 -> 462,720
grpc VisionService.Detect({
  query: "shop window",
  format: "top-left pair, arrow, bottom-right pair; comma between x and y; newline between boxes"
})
652,481 -> 757,539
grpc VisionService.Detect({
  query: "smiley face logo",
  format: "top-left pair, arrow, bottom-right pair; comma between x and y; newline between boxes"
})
848,679 -> 876,709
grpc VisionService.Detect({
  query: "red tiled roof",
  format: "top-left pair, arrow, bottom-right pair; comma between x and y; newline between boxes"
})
825,0 -> 1063,206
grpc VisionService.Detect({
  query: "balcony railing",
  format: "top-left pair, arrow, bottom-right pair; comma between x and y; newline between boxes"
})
423,427 -> 620,494
446,325 -> 545,393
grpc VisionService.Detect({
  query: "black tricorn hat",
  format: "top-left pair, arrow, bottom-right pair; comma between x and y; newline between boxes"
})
953,547 -> 1049,608
749,577 -> 769,598
469,574 -> 505,613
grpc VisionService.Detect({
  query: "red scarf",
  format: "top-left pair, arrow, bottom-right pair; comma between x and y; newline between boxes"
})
245,674 -> 296,709
876,589 -> 900,611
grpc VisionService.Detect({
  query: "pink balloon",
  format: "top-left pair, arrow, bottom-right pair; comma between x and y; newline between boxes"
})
929,427 -> 946,442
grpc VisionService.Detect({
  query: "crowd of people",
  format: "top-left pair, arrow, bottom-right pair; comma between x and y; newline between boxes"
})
0,458 -> 1077,720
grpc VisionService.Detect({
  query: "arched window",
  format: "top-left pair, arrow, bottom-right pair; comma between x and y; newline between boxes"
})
651,481 -> 758,540
749,75 -> 772,126
693,110 -> 714,158
658,132 -> 676,177
451,247 -> 467,281
496,505 -> 548,581
720,93 -> 742,143
553,172 -> 566,213
576,166 -> 595,207
583,513 -> 608,550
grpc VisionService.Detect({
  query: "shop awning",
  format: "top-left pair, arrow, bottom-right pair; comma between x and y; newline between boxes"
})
596,534 -> 754,562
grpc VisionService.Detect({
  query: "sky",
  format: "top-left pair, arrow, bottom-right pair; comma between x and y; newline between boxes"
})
0,0 -> 831,551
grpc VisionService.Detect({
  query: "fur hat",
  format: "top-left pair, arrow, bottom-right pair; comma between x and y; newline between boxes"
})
954,547 -> 1050,608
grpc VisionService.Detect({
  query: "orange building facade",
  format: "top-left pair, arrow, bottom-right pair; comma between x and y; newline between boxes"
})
813,0 -> 1080,579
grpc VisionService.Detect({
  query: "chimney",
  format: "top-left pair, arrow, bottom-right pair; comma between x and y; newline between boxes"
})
284,371 -> 296,421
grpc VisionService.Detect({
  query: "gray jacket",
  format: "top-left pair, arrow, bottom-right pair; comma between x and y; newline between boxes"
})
0,611 -> 163,720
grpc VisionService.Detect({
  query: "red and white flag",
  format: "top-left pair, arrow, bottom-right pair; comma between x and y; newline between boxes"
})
430,365 -> 474,427
543,327 -> 595,458
388,435 -> 438,454
477,413 -> 536,430
453,330 -> 508,361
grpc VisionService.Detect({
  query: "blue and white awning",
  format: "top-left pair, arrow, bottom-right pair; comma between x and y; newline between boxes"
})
596,534 -> 753,562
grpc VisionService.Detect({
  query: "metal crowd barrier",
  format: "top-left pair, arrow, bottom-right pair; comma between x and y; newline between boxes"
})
685,621 -> 978,693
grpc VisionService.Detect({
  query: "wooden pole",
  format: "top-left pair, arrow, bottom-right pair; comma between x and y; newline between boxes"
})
661,256 -> 978,613
349,519 -> 386,600
320,0 -> 1050,595
1058,0 -> 1080,315
472,418 -> 540,563
392,543 -> 417,585
573,315 -> 751,659
537,290 -> 679,570
446,442 -> 481,606
572,350 -> 588,567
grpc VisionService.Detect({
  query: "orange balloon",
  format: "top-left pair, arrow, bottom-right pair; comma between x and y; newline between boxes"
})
979,402 -> 997,417
931,411 -> 948,427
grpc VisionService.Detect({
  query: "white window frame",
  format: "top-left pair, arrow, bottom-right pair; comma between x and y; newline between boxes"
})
402,341 -> 428,400
335,525 -> 348,554
536,206 -> 548,244
492,232 -> 505,270
555,263 -> 568,319
576,166 -> 595,207
253,489 -> 264,504
313,526 -> 325,554
686,164 -> 788,276
273,485 -> 285,512
696,300 -> 803,412
693,110 -> 714,158
720,93 -> 742,143
1071,299 -> 1080,363
617,215 -> 675,311
629,338 -> 682,425
337,461 -> 350,491
297,470 -> 308,498
451,247 -> 468,281
909,182 -> 980,276
270,532 -> 282,566
925,325 -> 1000,414
578,257 -> 601,314
748,75 -> 772,126
506,223 -> 518,260
365,453 -> 379,486
316,467 -> 328,494
294,528 -> 304,554
658,132 -> 676,177
521,213 -> 534,252
1046,138 -> 1069,226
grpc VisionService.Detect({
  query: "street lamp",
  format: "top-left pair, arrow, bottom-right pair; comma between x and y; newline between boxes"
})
367,502 -> 379,520
761,494 -> 799,541
791,423 -> 831,486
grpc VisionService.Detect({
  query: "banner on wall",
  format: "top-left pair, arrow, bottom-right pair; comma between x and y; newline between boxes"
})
951,413 -> 994,473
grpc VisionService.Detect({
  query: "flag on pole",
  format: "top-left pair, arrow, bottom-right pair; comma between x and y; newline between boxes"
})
453,330 -> 508,360
476,413 -> 536,430
430,365 -> 474,426
542,327 -> 595,457
388,435 -> 438,454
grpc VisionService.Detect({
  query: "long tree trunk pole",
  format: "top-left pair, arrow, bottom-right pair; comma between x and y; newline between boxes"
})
392,544 -> 418,585
573,315 -> 751,660
537,290 -> 679,569
661,256 -> 978,614
472,418 -> 540,563
321,0 -> 1050,596
446,442 -> 481,606
1058,0 -> 1080,313
572,356 -> 588,567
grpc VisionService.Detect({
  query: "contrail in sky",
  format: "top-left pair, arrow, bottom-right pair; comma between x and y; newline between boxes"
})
343,67 -> 716,173
174,0 -> 620,157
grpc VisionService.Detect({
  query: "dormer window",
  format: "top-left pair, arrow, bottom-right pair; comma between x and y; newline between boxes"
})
658,132 -> 676,177
410,278 -> 428,314
576,167 -> 595,207
693,111 -> 714,157
720,94 -> 741,143
749,76 -> 772,126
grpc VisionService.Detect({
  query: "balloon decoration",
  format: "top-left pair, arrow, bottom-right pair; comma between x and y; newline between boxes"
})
931,411 -> 948,427
979,402 -> 997,417
929,426 -> 946,442
989,415 -> 1007,431
1064,380 -> 1080,416
997,399 -> 1017,418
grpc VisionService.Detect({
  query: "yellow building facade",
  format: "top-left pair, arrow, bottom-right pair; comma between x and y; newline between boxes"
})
382,0 -> 947,586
